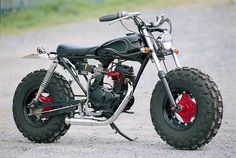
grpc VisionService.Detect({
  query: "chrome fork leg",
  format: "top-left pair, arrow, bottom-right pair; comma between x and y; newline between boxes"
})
34,60 -> 58,102
143,28 -> 177,109
157,71 -> 176,110
152,52 -> 177,109
172,52 -> 181,68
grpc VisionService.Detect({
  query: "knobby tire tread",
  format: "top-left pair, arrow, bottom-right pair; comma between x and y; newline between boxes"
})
150,67 -> 223,150
13,69 -> 74,143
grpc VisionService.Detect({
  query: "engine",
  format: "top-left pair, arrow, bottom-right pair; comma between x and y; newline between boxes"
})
89,85 -> 120,116
76,61 -> 135,117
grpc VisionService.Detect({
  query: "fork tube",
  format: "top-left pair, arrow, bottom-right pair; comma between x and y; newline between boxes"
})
143,28 -> 176,109
172,52 -> 181,68
142,29 -> 163,72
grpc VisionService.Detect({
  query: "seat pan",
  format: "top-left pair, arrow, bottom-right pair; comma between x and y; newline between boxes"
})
57,44 -> 98,56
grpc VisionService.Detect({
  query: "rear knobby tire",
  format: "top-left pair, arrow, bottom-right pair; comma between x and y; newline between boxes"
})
13,69 -> 74,143
150,67 -> 223,150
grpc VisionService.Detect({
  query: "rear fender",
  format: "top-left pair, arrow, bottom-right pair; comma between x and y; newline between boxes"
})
22,47 -> 57,60
23,53 -> 49,59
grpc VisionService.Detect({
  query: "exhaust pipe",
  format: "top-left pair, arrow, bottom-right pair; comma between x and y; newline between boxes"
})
65,81 -> 133,126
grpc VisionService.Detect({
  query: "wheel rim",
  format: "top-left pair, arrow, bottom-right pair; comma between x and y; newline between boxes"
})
23,89 -> 53,127
163,90 -> 198,130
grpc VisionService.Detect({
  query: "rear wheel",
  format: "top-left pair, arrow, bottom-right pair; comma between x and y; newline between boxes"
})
13,69 -> 74,143
150,67 -> 223,149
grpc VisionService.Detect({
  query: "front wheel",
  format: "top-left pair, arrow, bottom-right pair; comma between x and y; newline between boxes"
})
150,67 -> 223,150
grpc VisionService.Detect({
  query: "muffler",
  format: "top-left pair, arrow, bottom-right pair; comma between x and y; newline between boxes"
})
65,81 -> 133,126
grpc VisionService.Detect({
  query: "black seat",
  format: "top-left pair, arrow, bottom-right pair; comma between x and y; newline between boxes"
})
56,44 -> 98,56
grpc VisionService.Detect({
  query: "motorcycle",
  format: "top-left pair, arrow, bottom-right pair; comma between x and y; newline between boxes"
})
13,11 -> 223,150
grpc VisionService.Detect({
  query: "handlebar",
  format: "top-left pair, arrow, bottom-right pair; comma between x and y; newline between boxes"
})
147,14 -> 165,28
99,13 -> 123,22
99,11 -> 140,23
145,14 -> 172,33
99,11 -> 171,33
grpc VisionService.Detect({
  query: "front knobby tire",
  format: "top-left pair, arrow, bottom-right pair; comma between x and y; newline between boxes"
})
13,69 -> 74,143
150,67 -> 223,150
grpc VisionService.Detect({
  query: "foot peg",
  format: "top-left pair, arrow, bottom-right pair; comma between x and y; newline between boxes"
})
110,122 -> 137,141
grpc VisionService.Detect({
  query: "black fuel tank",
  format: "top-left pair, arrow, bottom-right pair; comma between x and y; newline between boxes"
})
97,33 -> 144,60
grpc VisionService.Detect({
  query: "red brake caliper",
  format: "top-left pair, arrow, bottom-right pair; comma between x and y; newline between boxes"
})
175,93 -> 197,124
39,94 -> 53,114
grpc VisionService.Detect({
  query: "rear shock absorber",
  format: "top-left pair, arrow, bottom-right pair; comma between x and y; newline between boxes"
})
33,60 -> 58,103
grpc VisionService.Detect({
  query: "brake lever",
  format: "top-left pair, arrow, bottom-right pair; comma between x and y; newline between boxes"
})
154,14 -> 165,27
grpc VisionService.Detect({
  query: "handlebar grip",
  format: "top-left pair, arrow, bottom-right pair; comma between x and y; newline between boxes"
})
99,13 -> 121,22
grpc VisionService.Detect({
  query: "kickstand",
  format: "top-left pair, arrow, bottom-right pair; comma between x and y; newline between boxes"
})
110,122 -> 137,141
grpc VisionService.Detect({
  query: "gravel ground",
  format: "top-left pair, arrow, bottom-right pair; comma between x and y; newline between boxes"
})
0,2 -> 236,158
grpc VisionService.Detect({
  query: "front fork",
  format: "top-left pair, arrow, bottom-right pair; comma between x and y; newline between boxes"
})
143,28 -> 180,110
153,53 -> 178,110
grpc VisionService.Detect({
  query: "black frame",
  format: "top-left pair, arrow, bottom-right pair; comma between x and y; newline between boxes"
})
58,53 -> 152,96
